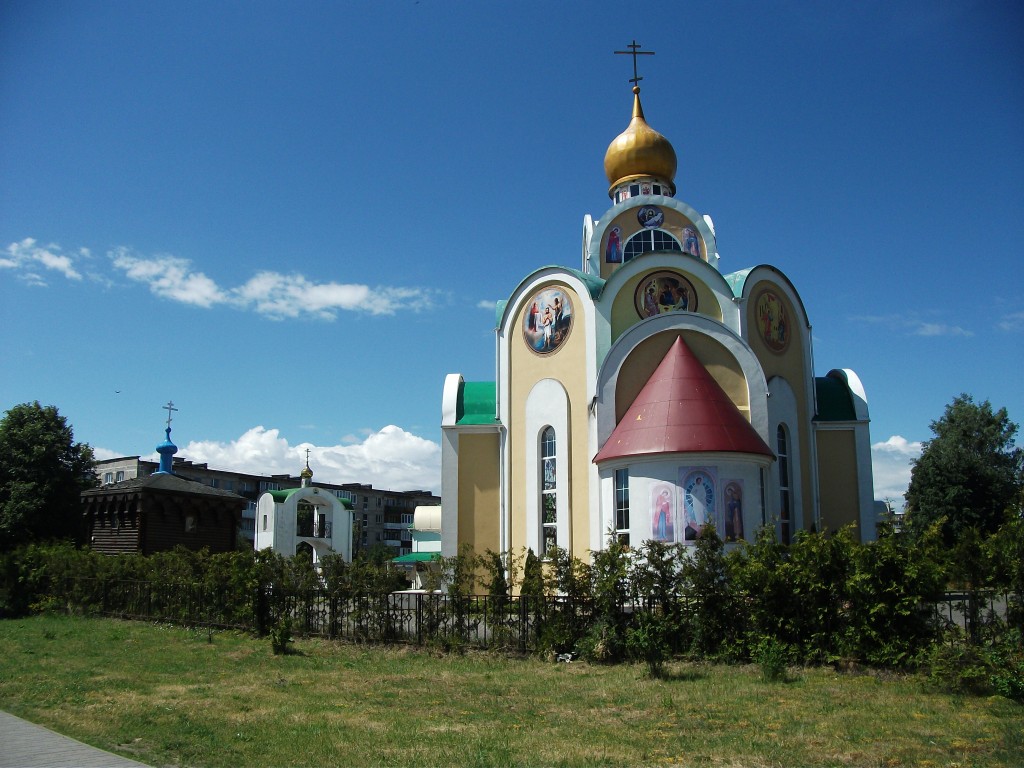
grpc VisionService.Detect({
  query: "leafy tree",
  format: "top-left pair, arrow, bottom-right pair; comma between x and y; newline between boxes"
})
904,394 -> 1023,545
0,402 -> 96,550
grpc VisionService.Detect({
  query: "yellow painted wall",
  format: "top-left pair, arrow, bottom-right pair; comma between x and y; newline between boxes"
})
815,429 -> 861,538
456,432 -> 501,555
600,208 -> 706,280
508,283 -> 591,558
610,268 -> 723,343
745,279 -> 815,531
614,330 -> 750,425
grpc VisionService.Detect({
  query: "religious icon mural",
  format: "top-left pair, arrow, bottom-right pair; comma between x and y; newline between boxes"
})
523,287 -> 574,354
637,205 -> 664,228
682,226 -> 701,259
679,467 -> 717,542
755,289 -> 790,353
606,226 -> 622,263
650,482 -> 676,542
634,271 -> 697,318
724,480 -> 744,542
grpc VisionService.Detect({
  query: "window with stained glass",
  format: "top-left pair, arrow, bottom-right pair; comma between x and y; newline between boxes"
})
614,468 -> 630,545
777,425 -> 792,545
541,426 -> 557,554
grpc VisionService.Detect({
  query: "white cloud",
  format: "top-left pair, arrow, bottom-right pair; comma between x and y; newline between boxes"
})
232,272 -> 436,319
104,246 -> 436,319
110,248 -> 227,308
8,237 -> 438,319
477,299 -> 497,310
851,313 -> 973,338
233,271 -> 373,318
871,434 -> 923,510
912,322 -> 972,338
2,238 -> 83,283
997,311 -> 1024,333
168,424 -> 441,494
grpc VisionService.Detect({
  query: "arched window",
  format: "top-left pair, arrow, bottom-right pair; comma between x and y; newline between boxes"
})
623,229 -> 682,263
540,426 -> 557,554
776,425 -> 792,545
296,541 -> 314,563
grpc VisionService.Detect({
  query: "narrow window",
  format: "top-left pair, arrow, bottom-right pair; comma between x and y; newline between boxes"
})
614,468 -> 630,545
540,426 -> 557,555
776,425 -> 792,545
262,515 -> 268,531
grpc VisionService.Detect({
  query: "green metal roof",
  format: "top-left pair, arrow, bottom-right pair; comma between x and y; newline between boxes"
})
723,268 -> 754,298
267,488 -> 303,503
563,266 -> 606,299
267,488 -> 354,506
456,380 -> 498,425
815,376 -> 857,421
392,552 -> 441,563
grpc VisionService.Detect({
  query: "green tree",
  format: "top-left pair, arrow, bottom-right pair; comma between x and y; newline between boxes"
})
0,402 -> 96,550
904,394 -> 1023,545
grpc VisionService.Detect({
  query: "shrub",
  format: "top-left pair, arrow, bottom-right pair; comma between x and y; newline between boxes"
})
985,629 -> 1024,703
925,634 -> 992,695
269,616 -> 293,655
681,526 -> 739,659
625,611 -> 671,677
753,636 -> 792,683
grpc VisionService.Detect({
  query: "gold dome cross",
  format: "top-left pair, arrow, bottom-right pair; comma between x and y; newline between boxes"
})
614,40 -> 654,87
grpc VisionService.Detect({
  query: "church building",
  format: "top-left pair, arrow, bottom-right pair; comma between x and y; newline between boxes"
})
254,456 -> 354,565
440,63 -> 876,562
82,405 -> 245,555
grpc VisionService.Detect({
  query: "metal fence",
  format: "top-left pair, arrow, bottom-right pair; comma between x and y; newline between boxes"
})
930,590 -> 1016,643
56,578 -> 598,653
54,577 -> 1018,653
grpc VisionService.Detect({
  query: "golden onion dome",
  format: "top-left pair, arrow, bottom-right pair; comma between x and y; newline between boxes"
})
300,464 -> 313,480
603,86 -> 677,198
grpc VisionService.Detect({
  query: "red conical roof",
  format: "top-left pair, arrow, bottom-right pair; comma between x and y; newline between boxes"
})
594,336 -> 774,463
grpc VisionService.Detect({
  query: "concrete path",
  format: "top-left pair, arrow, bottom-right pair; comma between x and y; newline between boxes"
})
0,711 -> 150,767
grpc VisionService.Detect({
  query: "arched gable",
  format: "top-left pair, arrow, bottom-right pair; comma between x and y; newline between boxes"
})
599,254 -> 740,346
588,196 -> 720,277
595,313 -> 770,453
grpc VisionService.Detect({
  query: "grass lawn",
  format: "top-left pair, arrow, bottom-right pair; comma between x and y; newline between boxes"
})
0,615 -> 1020,767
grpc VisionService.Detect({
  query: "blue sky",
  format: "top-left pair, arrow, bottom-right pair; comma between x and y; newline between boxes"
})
2,1 -> 1022,501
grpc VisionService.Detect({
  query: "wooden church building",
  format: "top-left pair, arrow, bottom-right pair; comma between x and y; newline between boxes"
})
82,405 -> 245,555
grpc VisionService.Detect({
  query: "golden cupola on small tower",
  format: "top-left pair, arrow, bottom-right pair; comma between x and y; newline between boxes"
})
604,85 -> 678,201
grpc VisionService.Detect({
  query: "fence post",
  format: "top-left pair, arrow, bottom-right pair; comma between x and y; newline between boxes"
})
254,585 -> 268,635
520,595 -> 529,654
416,592 -> 423,646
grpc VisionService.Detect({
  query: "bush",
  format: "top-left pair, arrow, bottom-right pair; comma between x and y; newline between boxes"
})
925,634 -> 993,696
625,612 -> 671,677
269,616 -> 293,655
753,636 -> 792,683
681,526 -> 739,659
